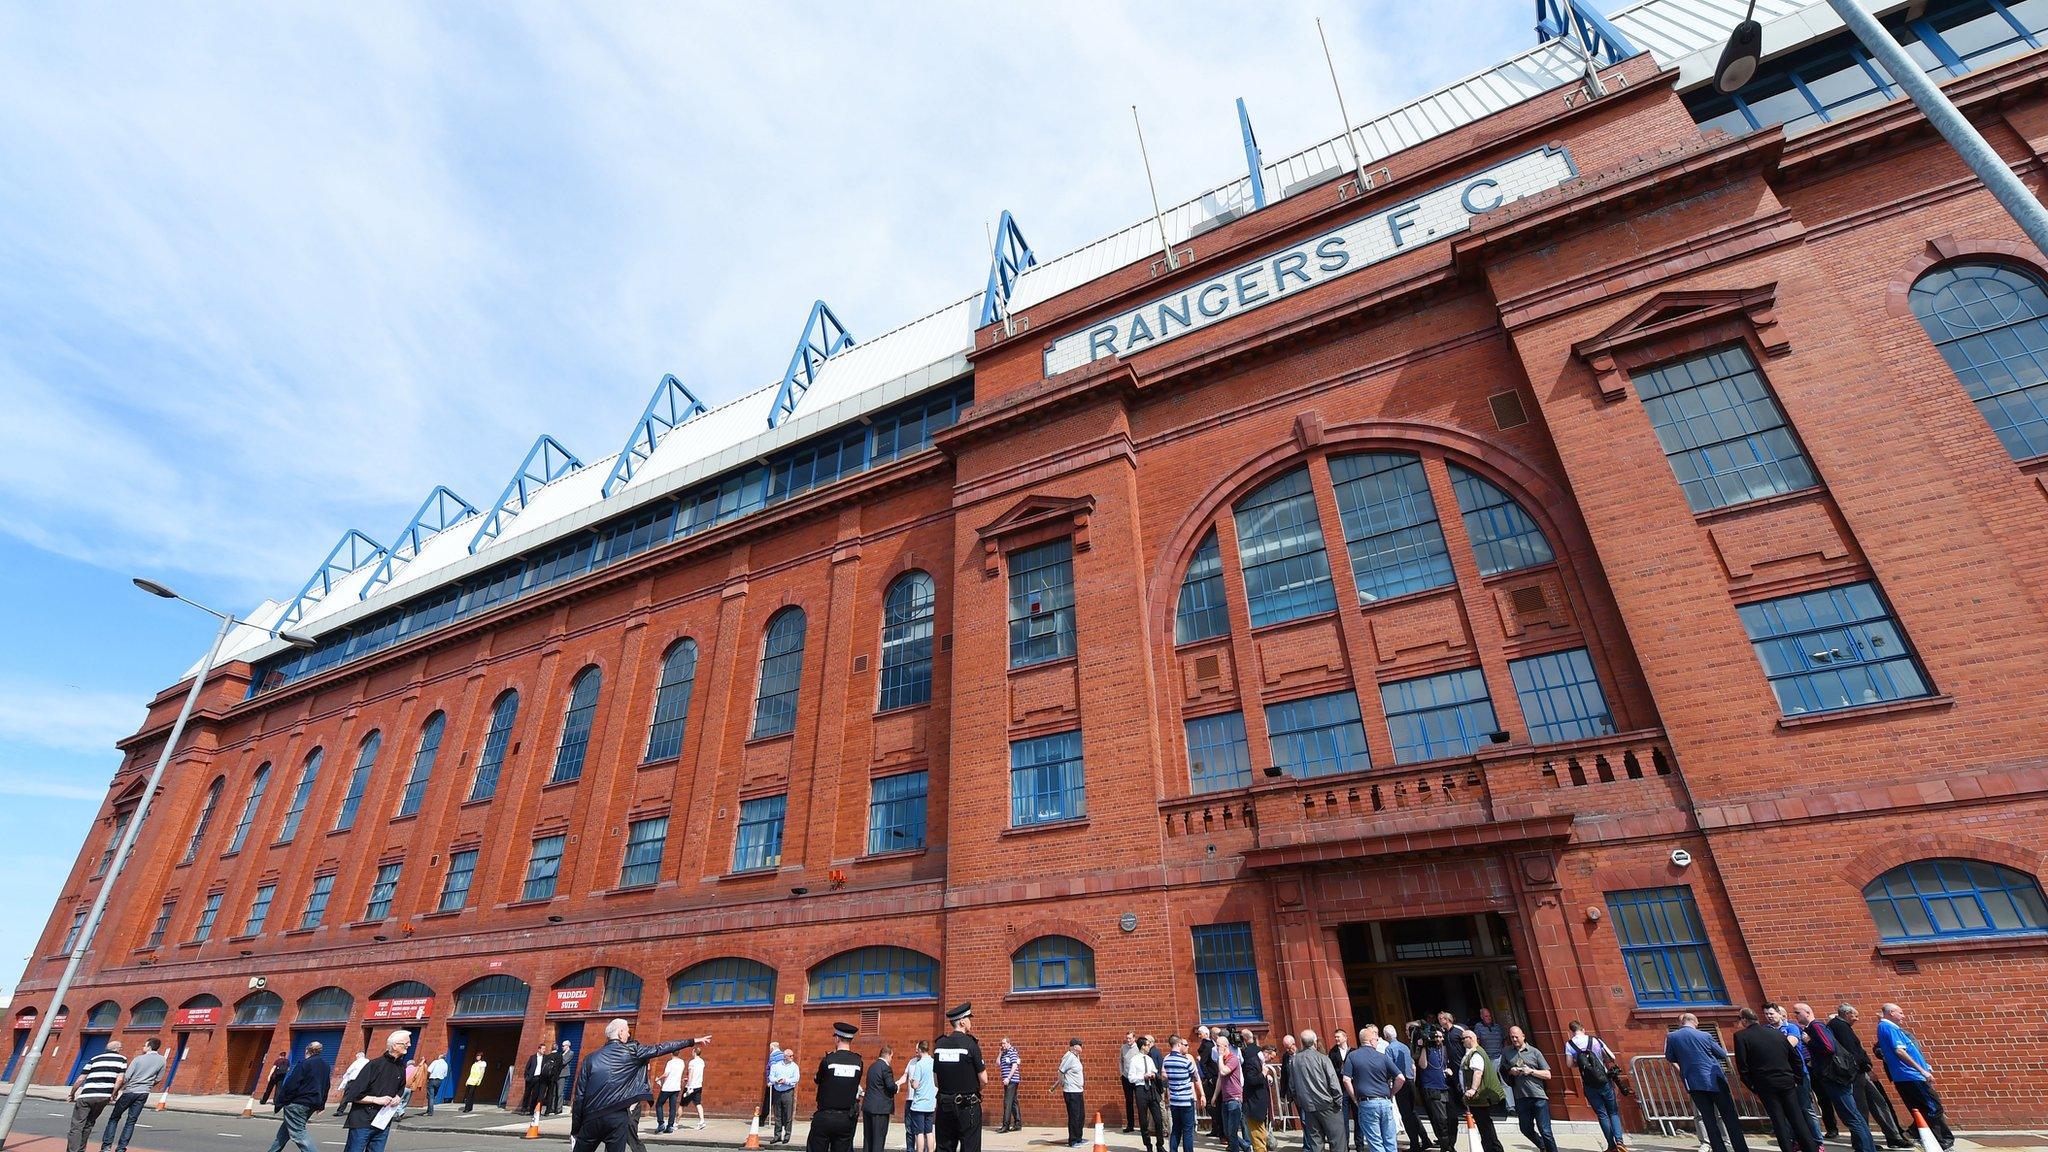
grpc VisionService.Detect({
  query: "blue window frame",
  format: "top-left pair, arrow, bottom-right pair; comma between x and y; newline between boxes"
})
733,795 -> 787,873
644,640 -> 699,762
300,874 -> 334,930
183,777 -> 224,864
1328,452 -> 1456,603
396,713 -> 444,818
278,750 -> 321,844
619,816 -> 667,887
1185,711 -> 1255,794
668,958 -> 777,1008
1604,887 -> 1729,1007
243,884 -> 275,936
753,609 -> 807,738
1509,648 -> 1615,745
234,992 -> 283,1027
1009,730 -> 1086,827
1264,692 -> 1373,780
550,666 -> 602,785
1175,530 -> 1230,644
1737,582 -> 1931,716
1449,466 -> 1554,577
1193,923 -> 1265,1024
145,901 -> 174,949
94,809 -> 131,878
225,764 -> 271,855
1008,539 -> 1077,667
61,907 -> 86,954
295,987 -> 353,1024
600,969 -> 643,1013
452,975 -> 531,1019
1382,668 -> 1499,764
334,732 -> 381,832
1233,468 -> 1338,627
807,946 -> 938,1003
1633,345 -> 1817,513
1011,936 -> 1096,992
130,998 -> 168,1028
364,862 -> 401,920
867,771 -> 929,854
1909,261 -> 2048,460
1863,858 -> 2048,941
193,891 -> 222,943
879,572 -> 936,711
438,850 -> 477,913
470,691 -> 518,802
523,834 -> 566,902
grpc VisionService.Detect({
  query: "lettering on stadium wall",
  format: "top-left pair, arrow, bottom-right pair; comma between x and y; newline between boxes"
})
1042,146 -> 1577,377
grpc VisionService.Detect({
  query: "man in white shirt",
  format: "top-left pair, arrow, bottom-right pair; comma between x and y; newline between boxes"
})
425,1054 -> 448,1116
657,1053 -> 687,1133
687,1049 -> 707,1130
335,1052 -> 370,1117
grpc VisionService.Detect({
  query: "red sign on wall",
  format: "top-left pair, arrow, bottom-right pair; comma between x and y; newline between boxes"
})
364,997 -> 433,1022
171,1008 -> 217,1027
49,1014 -> 68,1030
547,988 -> 593,1014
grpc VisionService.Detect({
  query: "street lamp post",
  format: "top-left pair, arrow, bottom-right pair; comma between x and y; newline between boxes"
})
1715,0 -> 2048,256
0,581 -> 313,1149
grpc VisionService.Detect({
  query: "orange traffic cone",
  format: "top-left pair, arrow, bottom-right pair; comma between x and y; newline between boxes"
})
241,1096 -> 256,1118
153,1090 -> 168,1111
1464,1111 -> 1479,1152
525,1105 -> 544,1139
1910,1110 -> 1942,1152
1093,1112 -> 1108,1152
744,1109 -> 763,1149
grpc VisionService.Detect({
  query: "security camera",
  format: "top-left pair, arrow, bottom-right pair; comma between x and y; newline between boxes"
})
1670,849 -> 1692,869
249,976 -> 268,990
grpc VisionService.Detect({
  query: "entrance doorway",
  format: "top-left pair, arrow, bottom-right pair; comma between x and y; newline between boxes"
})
553,1020 -> 586,1108
68,1033 -> 112,1081
3,1028 -> 26,1082
447,1023 -> 522,1109
1337,913 -> 1530,1031
225,1029 -> 276,1096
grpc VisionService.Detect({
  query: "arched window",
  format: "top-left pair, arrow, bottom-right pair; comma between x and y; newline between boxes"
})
1863,858 -> 2048,941
1448,466 -> 1554,576
1908,261 -> 2048,459
224,764 -> 271,855
1011,936 -> 1096,992
879,572 -> 936,711
1232,468 -> 1337,626
644,640 -> 699,762
1328,452 -> 1455,603
278,749 -> 322,845
554,967 -> 643,1013
129,998 -> 168,1029
295,987 -> 353,1024
180,993 -> 223,1009
84,1002 -> 119,1031
182,777 -> 225,864
550,667 -> 602,785
234,991 -> 283,1026
753,609 -> 807,738
370,981 -> 432,1001
1175,530 -> 1230,644
452,975 -> 531,1019
470,691 -> 519,802
807,946 -> 937,1002
333,732 -> 381,832
668,958 -> 777,1009
396,712 -> 445,818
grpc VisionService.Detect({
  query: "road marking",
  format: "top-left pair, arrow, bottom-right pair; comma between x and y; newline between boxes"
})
216,1132 -> 245,1137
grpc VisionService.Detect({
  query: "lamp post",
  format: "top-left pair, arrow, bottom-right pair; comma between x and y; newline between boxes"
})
1714,0 -> 2048,256
0,581 -> 313,1148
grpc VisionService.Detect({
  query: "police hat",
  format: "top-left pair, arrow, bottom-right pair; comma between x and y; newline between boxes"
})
833,1022 -> 859,1041
946,1003 -> 973,1023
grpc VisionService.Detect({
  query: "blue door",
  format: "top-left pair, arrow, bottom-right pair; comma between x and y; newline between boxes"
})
288,1028 -> 344,1073
67,1033 -> 111,1081
553,1021 -> 586,1107
3,1029 -> 27,1082
162,1033 -> 191,1092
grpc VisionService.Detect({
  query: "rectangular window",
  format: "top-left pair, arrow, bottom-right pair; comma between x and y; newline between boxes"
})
866,771 -> 929,854
1510,648 -> 1616,745
193,892 -> 223,943
1327,453 -> 1456,603
1193,923 -> 1265,1024
62,907 -> 86,954
1007,539 -> 1077,667
523,835 -> 567,902
1009,730 -> 1086,827
364,862 -> 402,920
619,817 -> 668,888
733,796 -> 787,873
94,812 -> 131,878
1381,668 -> 1500,764
243,884 -> 275,936
1185,712 -> 1255,794
1264,691 -> 1373,779
1738,582 -> 1931,716
145,900 -> 175,949
439,849 -> 478,913
1233,467 -> 1338,627
1633,345 -> 1818,513
1605,886 -> 1730,1007
278,754 -> 320,845
300,874 -> 334,930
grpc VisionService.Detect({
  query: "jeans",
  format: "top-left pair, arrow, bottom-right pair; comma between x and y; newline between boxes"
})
1513,1097 -> 1557,1152
1892,1081 -> 1953,1148
1002,1082 -> 1021,1130
1819,1079 -> 1876,1152
265,1103 -> 320,1152
1689,1087 -> 1750,1152
1356,1097 -> 1397,1152
100,1091 -> 149,1152
1854,1073 -> 1905,1146
1170,1104 -> 1198,1152
1583,1080 -> 1624,1150
342,1127 -> 391,1152
1221,1098 -> 1249,1152
67,1101 -> 109,1152
426,1078 -> 441,1115
1792,1064 -> 1824,1146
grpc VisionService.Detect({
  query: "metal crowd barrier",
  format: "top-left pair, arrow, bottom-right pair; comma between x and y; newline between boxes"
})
1626,1056 -> 1771,1145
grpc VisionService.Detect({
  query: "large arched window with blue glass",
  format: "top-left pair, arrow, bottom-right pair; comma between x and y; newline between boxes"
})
1909,261 -> 2048,460
1863,858 -> 2048,941
643,640 -> 699,763
879,572 -> 936,711
754,609 -> 807,738
550,666 -> 602,785
807,946 -> 937,1003
1011,936 -> 1095,992
668,958 -> 777,1009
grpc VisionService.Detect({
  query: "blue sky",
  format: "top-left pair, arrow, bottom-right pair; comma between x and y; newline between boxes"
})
0,2 -> 1532,995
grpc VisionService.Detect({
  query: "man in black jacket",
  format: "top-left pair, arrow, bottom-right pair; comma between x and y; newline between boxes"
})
1732,1009 -> 1817,1152
1823,1006 -> 1907,1149
520,1045 -> 553,1116
262,1042 -> 331,1152
862,1046 -> 897,1152
339,1031 -> 412,1152
571,1018 -> 710,1152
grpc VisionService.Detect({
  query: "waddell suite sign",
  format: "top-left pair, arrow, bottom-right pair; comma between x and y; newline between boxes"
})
1042,146 -> 1576,378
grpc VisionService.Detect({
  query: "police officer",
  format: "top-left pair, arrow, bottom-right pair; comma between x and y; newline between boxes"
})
932,1003 -> 986,1152
809,1022 -> 865,1152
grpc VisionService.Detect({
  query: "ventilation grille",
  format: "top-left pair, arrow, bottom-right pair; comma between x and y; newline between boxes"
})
860,1007 -> 880,1035
852,655 -> 869,673
1194,654 -> 1222,680
1510,585 -> 1548,618
1489,390 -> 1529,430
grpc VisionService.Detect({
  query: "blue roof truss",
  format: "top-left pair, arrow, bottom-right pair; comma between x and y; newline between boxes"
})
280,529 -> 389,625
1535,0 -> 1639,67
767,300 -> 854,429
359,486 -> 479,599
1237,99 -> 1268,210
602,373 -> 707,498
978,211 -> 1038,329
468,434 -> 584,554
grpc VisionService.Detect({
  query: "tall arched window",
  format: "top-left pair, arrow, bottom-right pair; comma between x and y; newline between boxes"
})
879,572 -> 936,711
1328,452 -> 1455,603
452,974 -> 530,1019
753,609 -> 807,738
129,998 -> 168,1029
1908,261 -> 2048,459
1232,467 -> 1337,626
668,958 -> 777,1008
333,731 -> 381,832
84,1001 -> 119,1031
396,712 -> 445,818
550,667 -> 602,785
234,991 -> 283,1026
807,946 -> 937,1002
1863,858 -> 2048,941
224,764 -> 271,855
644,640 -> 699,763
277,749 -> 322,845
1448,466 -> 1555,576
1011,936 -> 1096,992
182,777 -> 225,865
470,690 -> 519,802
1175,530 -> 1230,644
295,987 -> 354,1024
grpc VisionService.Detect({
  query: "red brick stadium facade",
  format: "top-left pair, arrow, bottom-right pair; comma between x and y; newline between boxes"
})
14,44 -> 2048,1130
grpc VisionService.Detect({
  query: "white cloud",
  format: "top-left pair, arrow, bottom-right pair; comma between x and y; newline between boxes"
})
0,677 -> 142,758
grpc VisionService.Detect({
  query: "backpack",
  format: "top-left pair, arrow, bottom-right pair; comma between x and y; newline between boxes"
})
1572,1038 -> 1612,1087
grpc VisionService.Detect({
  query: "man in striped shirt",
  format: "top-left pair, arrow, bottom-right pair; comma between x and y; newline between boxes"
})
997,1039 -> 1022,1133
67,1040 -> 127,1152
1161,1036 -> 1205,1152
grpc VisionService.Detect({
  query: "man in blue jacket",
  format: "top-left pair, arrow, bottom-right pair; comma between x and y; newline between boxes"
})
1664,1014 -> 1748,1152
263,1041 -> 332,1152
570,1018 -> 709,1152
